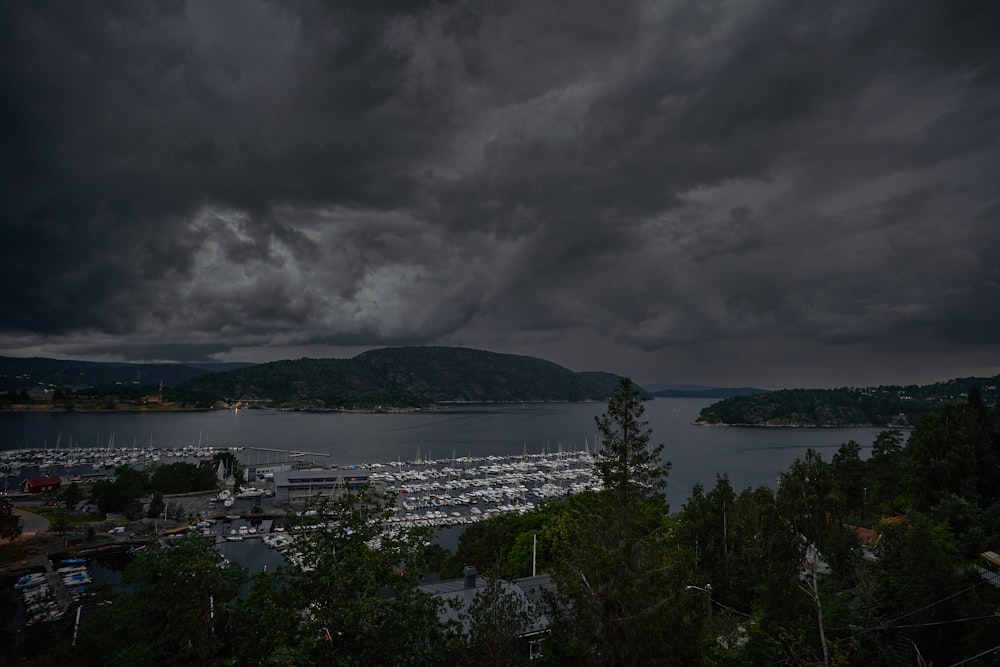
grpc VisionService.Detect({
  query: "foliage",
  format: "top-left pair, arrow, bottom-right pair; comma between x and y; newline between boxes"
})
67,534 -> 247,666
593,377 -> 671,506
17,384 -> 1000,667
544,491 -> 700,666
147,491 -> 165,519
176,347 -> 629,409
149,461 -> 217,494
453,571 -> 539,667
541,381 -> 699,665
90,465 -> 150,517
233,487 -> 449,666
58,482 -> 83,508
445,508 -> 549,579
680,476 -> 801,624
696,375 -> 1000,427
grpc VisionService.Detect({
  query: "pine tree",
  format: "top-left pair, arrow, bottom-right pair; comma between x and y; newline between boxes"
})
593,378 -> 670,505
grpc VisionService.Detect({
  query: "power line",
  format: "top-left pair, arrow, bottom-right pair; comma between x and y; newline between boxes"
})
894,613 -> 999,629
949,641 -> 1000,667
767,578 -> 991,666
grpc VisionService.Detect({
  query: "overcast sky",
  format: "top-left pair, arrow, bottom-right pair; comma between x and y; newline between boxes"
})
1,1 -> 998,389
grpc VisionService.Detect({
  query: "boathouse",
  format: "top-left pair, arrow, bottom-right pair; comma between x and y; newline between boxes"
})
19,475 -> 62,494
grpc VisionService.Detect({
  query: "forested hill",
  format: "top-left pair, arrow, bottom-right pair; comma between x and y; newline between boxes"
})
177,347 -> 634,409
0,355 -> 251,390
695,375 -> 1000,427
651,386 -> 769,399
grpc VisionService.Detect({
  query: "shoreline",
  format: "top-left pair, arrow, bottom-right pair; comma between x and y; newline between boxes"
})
693,420 -> 912,428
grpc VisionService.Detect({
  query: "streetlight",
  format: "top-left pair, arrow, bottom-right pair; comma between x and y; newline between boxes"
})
686,583 -> 712,627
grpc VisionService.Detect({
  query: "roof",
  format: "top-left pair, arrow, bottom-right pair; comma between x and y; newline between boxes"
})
417,571 -> 554,637
23,475 -> 61,486
272,468 -> 371,486
21,475 -> 62,486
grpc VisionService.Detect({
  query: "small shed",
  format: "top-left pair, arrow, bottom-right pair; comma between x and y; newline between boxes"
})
19,475 -> 62,494
64,533 -> 87,546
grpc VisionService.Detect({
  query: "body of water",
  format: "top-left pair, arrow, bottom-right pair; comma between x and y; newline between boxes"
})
0,399 -> 891,510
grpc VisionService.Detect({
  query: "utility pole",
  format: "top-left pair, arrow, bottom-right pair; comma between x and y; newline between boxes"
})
686,584 -> 713,628
705,583 -> 712,628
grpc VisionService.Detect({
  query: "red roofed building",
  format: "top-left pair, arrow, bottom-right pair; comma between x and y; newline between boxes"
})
19,475 -> 61,494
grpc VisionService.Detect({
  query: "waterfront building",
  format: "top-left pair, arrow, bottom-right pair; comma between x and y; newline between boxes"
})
271,468 -> 372,505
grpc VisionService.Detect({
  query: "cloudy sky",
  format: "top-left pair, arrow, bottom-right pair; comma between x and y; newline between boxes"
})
2,1 -> 998,389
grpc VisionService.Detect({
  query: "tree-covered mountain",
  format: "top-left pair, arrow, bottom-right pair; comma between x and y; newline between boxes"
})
176,347 -> 636,409
0,355 -> 252,390
651,386 -> 769,399
695,375 -> 1000,426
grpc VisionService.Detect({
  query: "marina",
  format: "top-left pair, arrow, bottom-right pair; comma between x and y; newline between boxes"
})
0,399 -> 890,511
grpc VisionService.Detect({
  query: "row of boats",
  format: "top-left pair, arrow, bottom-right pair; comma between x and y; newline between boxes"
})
12,557 -> 93,625
1,443 -> 246,477
374,451 -> 601,524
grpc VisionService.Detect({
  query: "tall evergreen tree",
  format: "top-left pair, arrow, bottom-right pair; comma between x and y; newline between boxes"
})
543,379 -> 700,665
593,378 -> 671,506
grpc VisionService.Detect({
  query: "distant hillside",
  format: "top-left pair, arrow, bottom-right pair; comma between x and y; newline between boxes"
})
695,375 -> 1000,427
651,386 -> 770,399
0,356 -> 253,390
176,347 -> 634,409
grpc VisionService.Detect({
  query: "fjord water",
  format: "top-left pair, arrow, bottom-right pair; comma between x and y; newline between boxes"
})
0,399 -> 888,510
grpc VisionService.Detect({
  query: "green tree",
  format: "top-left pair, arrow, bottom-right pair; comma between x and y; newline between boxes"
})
593,378 -> 671,506
545,494 -> 699,666
543,383 -> 699,665
147,491 -> 165,519
681,476 -> 801,621
70,534 -> 247,665
90,466 -> 149,516
51,513 -> 71,536
775,449 -> 841,667
777,449 -> 840,552
235,487 -> 448,666
543,379 -> 705,665
164,501 -> 187,522
59,482 -> 83,509
831,440 -> 865,518
903,402 -> 977,510
150,462 -> 216,494
868,429 -> 905,514
454,570 -> 538,667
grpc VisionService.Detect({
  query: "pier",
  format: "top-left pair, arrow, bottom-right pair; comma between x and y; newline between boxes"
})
241,446 -> 330,458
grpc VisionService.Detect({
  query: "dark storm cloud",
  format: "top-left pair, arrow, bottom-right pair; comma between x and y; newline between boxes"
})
1,0 -> 998,386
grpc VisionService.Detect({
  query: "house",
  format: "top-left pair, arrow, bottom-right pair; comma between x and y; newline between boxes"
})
417,566 -> 555,661
19,475 -> 62,494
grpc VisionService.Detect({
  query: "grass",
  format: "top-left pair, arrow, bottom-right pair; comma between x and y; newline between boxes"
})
30,506 -> 103,525
0,541 -> 28,565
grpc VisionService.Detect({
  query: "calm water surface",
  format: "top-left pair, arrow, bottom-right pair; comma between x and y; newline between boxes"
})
1,399 -> 890,510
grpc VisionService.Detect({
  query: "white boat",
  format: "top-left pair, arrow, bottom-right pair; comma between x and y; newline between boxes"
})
15,573 -> 47,589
